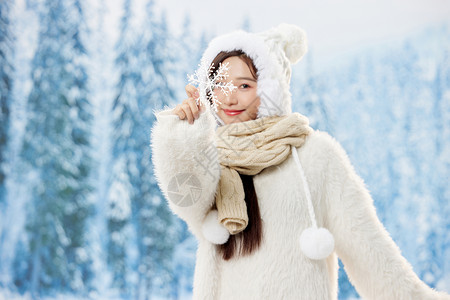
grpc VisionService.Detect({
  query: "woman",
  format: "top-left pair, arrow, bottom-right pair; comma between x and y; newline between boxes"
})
150,24 -> 449,299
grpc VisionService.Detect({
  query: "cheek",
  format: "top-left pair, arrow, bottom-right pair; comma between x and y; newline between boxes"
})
212,90 -> 224,101
246,92 -> 260,112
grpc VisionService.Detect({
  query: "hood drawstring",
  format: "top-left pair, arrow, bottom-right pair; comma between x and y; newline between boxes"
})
291,145 -> 335,260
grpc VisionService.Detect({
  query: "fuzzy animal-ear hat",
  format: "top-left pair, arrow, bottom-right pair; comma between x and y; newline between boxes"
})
198,23 -> 308,122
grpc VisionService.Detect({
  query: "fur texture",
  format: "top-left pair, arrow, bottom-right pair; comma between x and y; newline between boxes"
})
202,209 -> 230,244
150,108 -> 449,300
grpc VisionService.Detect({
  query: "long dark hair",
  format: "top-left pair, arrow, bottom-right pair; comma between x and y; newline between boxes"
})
218,173 -> 263,260
211,50 -> 263,260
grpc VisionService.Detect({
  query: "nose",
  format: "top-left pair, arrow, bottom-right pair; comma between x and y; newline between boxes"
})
223,89 -> 238,105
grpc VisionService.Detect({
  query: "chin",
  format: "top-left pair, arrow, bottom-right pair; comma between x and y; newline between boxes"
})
222,116 -> 249,124
219,112 -> 255,124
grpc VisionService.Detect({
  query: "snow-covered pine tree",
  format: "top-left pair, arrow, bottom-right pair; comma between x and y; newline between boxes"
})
416,27 -> 450,289
18,0 -> 93,296
316,28 -> 450,296
434,35 -> 450,289
0,0 -> 13,248
136,2 -> 177,298
110,0 -> 178,297
106,0 -> 134,294
175,14 -> 196,101
389,40 -> 425,272
0,0 -> 13,208
2,0 -> 40,290
291,52 -> 332,133
83,0 -> 117,295
168,14 -> 203,298
137,5 -> 179,298
0,0 -> 14,286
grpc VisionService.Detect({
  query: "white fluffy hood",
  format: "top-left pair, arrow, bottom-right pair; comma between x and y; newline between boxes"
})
198,23 -> 308,125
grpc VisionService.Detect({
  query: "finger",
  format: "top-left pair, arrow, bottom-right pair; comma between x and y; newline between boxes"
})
173,106 -> 186,120
186,98 -> 200,119
199,100 -> 207,113
182,102 -> 194,124
177,107 -> 186,120
185,84 -> 199,99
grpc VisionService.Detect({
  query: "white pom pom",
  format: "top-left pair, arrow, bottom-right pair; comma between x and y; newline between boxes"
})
275,23 -> 308,64
299,227 -> 335,260
201,210 -> 230,245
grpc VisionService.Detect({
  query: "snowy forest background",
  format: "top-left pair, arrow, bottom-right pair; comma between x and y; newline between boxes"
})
0,0 -> 449,299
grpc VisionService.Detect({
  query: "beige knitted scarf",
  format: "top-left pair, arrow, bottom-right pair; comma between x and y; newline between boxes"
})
214,112 -> 313,235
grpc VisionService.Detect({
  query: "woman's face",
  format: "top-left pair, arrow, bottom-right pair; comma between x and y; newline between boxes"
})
214,56 -> 260,124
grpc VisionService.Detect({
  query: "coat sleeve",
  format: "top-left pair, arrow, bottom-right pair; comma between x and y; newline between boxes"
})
318,133 -> 449,300
150,107 -> 220,240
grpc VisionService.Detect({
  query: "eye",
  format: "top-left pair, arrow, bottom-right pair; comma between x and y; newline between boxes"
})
240,83 -> 250,89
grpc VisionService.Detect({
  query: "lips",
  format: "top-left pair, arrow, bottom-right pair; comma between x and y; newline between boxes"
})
223,109 -> 245,116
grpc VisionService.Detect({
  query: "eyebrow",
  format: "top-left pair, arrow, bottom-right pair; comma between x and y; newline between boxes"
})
235,77 -> 257,82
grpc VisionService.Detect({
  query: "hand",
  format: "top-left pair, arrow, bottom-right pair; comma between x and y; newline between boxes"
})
172,85 -> 206,124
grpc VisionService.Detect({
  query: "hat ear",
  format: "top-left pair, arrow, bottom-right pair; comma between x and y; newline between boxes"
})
271,23 -> 308,64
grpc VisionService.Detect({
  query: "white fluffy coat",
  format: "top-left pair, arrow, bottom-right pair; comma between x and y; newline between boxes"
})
150,107 -> 448,300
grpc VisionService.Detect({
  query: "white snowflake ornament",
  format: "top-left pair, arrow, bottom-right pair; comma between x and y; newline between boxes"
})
187,59 -> 237,112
